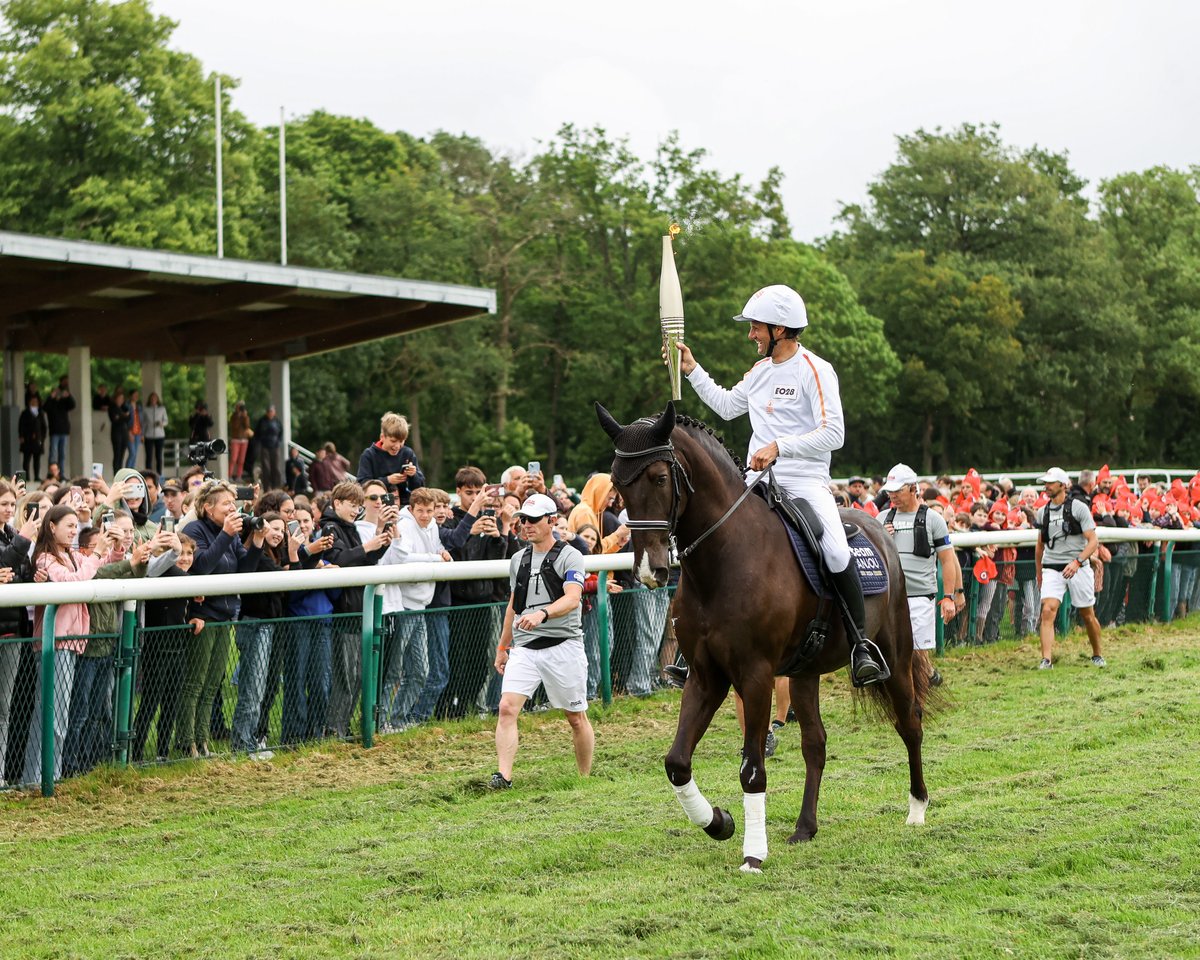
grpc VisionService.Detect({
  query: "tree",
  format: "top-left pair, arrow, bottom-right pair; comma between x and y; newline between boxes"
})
0,0 -> 265,254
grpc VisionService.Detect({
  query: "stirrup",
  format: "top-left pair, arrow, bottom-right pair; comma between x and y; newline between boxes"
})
850,638 -> 890,688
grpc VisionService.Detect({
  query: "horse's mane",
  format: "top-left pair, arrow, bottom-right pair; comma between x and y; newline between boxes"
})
674,415 -> 747,482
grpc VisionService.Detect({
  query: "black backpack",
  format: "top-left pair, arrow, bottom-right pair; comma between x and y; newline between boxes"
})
884,504 -> 931,559
512,540 -> 568,615
1040,494 -> 1085,543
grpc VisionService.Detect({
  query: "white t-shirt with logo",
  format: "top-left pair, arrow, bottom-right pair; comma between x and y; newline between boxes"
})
687,349 -> 845,491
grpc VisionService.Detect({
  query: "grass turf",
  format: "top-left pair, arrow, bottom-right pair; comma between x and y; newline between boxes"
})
1,621 -> 1198,959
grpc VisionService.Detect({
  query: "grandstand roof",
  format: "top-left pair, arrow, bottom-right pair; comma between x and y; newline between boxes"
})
0,231 -> 496,364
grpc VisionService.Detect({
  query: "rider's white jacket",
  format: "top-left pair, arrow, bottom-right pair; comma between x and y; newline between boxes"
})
687,348 -> 845,492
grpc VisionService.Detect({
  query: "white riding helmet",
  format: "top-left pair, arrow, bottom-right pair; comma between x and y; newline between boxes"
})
733,285 -> 808,330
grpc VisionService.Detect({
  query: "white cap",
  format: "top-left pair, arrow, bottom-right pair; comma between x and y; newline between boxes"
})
1038,467 -> 1071,486
882,463 -> 919,492
733,285 -> 808,330
516,493 -> 558,519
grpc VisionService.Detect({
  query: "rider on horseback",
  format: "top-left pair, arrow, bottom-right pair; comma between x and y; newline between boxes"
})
667,284 -> 888,687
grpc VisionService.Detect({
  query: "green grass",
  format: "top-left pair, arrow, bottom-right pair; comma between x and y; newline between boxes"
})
2,622 -> 1199,959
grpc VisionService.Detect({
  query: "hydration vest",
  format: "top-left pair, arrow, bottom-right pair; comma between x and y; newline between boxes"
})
1040,495 -> 1084,544
884,504 -> 931,559
512,540 -> 567,616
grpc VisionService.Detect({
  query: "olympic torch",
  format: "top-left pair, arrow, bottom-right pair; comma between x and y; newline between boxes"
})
660,223 -> 685,401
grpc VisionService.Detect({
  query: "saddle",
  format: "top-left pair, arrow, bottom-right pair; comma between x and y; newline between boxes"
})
758,473 -> 889,676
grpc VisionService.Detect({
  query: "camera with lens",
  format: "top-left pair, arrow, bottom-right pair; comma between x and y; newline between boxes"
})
187,438 -> 227,473
240,510 -> 265,532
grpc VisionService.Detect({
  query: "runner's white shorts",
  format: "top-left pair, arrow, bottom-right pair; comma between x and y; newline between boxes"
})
907,596 -> 936,651
1040,564 -> 1096,609
503,636 -> 589,712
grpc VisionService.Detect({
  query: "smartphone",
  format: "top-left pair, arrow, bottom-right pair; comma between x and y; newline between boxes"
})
13,471 -> 26,484
27,502 -> 39,520
527,461 -> 541,476
161,516 -> 176,534
234,485 -> 255,500
91,462 -> 104,479
69,485 -> 82,500
487,484 -> 503,498
287,520 -> 300,536
553,474 -> 564,488
102,519 -> 114,532
381,493 -> 395,507
482,508 -> 496,518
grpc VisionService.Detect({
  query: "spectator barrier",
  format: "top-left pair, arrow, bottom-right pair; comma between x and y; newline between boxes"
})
4,528 -> 1198,798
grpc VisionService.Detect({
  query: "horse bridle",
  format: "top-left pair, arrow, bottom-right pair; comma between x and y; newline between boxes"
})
613,439 -> 763,561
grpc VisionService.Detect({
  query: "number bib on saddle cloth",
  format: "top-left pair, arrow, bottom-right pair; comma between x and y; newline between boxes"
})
775,513 -> 889,599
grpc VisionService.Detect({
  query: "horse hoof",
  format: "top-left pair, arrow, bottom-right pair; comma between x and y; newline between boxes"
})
786,829 -> 816,844
740,857 -> 763,873
907,794 -> 929,826
704,806 -> 736,841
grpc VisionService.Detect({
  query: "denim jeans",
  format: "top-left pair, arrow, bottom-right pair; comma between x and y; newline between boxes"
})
282,617 -> 332,744
48,434 -> 68,472
0,640 -> 21,783
126,434 -> 142,470
383,613 -> 429,727
232,619 -> 273,752
626,587 -> 670,696
63,654 -> 114,776
325,627 -> 361,738
22,649 -> 77,786
410,611 -> 449,723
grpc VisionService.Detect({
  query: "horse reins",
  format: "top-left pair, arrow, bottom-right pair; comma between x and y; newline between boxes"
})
613,439 -> 765,561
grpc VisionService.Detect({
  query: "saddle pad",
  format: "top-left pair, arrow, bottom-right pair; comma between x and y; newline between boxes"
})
777,513 -> 889,598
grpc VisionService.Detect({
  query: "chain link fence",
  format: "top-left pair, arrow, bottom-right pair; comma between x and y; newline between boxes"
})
4,541 -> 1196,793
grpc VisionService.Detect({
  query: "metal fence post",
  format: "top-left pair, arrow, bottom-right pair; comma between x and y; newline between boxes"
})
361,585 -> 379,748
40,605 -> 58,798
1158,543 -> 1175,622
597,570 -> 612,706
114,600 -> 137,768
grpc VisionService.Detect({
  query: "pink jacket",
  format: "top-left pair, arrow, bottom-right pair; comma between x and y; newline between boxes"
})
32,547 -> 122,653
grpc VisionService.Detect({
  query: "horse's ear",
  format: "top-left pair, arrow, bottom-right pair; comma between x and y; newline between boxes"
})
595,402 -> 624,441
650,401 -> 676,443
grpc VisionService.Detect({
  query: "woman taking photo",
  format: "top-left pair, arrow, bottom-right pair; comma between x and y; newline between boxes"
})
175,481 -> 265,758
21,504 -> 123,785
0,480 -> 38,786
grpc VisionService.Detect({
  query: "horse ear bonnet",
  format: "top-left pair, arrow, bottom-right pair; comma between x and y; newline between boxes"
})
608,403 -> 677,486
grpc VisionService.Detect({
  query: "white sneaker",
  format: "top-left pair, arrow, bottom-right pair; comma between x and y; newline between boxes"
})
1090,655 -> 1107,668
1038,658 -> 1053,670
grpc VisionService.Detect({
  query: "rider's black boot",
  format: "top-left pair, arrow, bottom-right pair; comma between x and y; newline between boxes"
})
830,564 -> 890,687
663,663 -> 689,689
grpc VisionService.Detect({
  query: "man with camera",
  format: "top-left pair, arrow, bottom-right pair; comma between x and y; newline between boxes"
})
356,412 -> 425,506
489,493 -> 592,790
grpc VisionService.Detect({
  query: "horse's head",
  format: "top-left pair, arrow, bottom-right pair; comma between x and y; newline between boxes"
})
596,401 -> 682,588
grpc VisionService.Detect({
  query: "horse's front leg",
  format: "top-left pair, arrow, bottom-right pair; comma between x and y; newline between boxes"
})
787,672 -> 825,843
737,664 -> 774,872
665,667 -> 733,842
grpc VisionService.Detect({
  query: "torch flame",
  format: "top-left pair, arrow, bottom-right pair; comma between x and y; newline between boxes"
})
668,223 -> 681,238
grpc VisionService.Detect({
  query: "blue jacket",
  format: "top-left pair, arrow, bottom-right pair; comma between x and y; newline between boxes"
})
182,515 -> 264,622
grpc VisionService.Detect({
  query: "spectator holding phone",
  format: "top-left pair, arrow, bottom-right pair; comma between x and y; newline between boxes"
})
356,412 -> 425,506
0,479 -> 37,786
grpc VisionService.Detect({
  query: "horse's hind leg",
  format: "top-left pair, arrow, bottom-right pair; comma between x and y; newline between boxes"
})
665,669 -> 734,842
885,654 -> 929,825
787,672 -> 825,843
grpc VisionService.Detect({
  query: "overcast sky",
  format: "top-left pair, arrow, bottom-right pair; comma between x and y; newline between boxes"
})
155,0 -> 1197,242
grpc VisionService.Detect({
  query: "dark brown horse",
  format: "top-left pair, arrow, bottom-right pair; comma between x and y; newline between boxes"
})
597,401 -> 930,872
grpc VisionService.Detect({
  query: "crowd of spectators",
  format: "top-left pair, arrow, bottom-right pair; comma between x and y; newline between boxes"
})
0,398 -> 681,788
831,465 -> 1200,640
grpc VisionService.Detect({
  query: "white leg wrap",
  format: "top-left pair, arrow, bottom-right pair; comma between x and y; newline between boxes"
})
907,793 -> 929,826
672,778 -> 715,827
741,791 -> 767,868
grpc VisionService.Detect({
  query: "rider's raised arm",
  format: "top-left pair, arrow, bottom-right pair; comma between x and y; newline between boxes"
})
686,362 -> 753,422
775,354 -> 846,460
